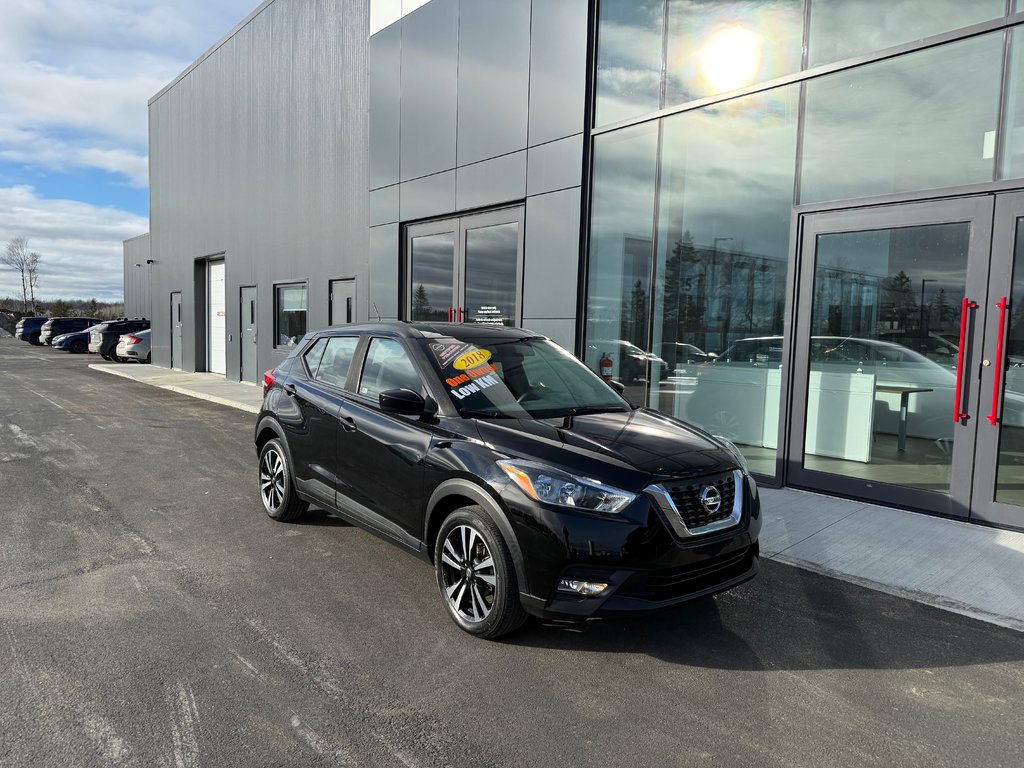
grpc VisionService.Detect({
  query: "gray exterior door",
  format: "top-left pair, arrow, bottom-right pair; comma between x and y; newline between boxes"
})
329,279 -> 356,325
170,291 -> 182,369
240,285 -> 257,383
405,206 -> 525,326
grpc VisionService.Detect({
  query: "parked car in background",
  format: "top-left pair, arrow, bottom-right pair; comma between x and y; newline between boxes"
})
14,316 -> 49,345
256,322 -> 760,639
52,325 -> 103,354
39,317 -> 100,346
89,318 -> 150,361
115,329 -> 151,363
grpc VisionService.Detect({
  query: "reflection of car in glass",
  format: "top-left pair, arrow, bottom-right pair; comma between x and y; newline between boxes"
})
256,323 -> 760,639
586,339 -> 668,383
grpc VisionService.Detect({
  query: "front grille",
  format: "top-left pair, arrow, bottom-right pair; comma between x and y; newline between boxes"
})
617,544 -> 757,601
665,471 -> 736,531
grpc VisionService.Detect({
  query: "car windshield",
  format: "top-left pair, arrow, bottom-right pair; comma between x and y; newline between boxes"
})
419,335 -> 630,419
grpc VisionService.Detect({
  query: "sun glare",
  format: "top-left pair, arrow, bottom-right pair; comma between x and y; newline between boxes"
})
698,26 -> 763,93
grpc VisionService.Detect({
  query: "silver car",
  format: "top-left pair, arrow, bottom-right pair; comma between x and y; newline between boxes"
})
114,328 -> 151,363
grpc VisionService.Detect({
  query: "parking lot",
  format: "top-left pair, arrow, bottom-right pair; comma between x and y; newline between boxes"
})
2,337 -> 1024,768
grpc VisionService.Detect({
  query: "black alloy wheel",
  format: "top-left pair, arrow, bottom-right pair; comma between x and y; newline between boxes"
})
70,339 -> 87,354
435,506 -> 527,639
258,438 -> 308,522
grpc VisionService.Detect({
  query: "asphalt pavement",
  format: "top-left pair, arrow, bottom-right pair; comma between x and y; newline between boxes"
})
2,337 -> 1023,768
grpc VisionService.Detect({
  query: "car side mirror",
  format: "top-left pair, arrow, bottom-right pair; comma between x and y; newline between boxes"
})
379,388 -> 427,415
606,379 -> 626,395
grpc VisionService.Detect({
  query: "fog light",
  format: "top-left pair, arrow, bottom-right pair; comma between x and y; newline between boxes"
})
558,579 -> 609,597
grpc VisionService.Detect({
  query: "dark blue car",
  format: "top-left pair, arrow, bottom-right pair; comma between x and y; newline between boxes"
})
52,327 -> 96,354
14,317 -> 49,345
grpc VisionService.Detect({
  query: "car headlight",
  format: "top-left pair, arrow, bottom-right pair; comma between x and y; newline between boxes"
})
714,436 -> 749,475
497,459 -> 636,514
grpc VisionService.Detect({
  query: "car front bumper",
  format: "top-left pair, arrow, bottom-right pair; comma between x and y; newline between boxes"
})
505,474 -> 762,621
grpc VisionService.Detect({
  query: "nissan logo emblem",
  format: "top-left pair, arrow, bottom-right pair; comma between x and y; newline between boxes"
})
700,485 -> 722,513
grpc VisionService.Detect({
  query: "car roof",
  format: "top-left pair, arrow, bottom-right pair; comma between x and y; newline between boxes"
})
316,321 -> 536,341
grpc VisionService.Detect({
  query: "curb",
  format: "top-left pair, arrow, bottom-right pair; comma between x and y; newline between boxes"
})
88,364 -> 261,414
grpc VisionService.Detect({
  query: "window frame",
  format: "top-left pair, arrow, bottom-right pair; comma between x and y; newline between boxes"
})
274,281 -> 309,350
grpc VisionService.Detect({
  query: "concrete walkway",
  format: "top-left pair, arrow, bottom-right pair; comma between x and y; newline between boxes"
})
92,362 -> 1024,632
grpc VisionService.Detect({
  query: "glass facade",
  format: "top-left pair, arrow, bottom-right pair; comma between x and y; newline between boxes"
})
589,3 -> 1024,495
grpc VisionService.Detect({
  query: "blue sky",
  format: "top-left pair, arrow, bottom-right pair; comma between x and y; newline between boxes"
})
0,0 -> 260,301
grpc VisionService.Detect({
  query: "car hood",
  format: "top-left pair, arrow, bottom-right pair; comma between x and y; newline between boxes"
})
472,408 -> 737,482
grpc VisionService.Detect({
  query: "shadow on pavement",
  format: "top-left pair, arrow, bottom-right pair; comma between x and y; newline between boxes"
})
505,560 -> 1024,672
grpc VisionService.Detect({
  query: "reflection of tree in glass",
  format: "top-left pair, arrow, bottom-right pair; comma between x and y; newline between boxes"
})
930,287 -> 956,329
663,231 -> 707,347
412,284 -> 432,319
880,270 -> 918,330
620,280 -> 649,350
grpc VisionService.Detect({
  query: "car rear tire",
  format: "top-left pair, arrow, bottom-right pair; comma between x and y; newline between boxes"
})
29,332 -> 40,345
435,506 -> 527,639
100,353 -> 110,361
70,340 -> 87,354
258,438 -> 308,522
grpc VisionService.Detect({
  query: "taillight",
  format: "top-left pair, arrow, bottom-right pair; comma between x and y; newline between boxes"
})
262,369 -> 276,397
126,335 -> 142,344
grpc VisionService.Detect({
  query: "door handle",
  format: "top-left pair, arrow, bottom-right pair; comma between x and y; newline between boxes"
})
340,416 -> 357,432
954,297 -> 978,422
447,307 -> 454,322
284,383 -> 297,397
988,296 -> 1009,426
457,306 -> 464,323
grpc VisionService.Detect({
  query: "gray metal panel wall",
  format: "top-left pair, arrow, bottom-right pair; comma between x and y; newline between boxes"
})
146,0 -> 369,376
368,0 -> 589,348
123,234 -> 152,320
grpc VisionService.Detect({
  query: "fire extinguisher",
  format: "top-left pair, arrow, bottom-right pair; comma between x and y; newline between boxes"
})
599,352 -> 613,382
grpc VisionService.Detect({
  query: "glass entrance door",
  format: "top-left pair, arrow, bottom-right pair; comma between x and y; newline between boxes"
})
972,192 -> 1024,530
789,197 -> 994,518
406,207 -> 524,326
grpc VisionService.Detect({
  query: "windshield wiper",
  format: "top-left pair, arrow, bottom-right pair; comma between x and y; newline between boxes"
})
552,405 -> 631,418
458,408 -> 515,419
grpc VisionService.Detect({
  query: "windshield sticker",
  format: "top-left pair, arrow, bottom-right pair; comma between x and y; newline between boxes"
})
445,363 -> 498,389
429,341 -> 473,368
447,370 -> 501,400
453,348 -> 491,370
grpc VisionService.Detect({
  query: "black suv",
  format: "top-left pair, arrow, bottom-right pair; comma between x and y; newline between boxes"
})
39,317 -> 100,345
89,318 -> 149,361
14,316 -> 49,345
256,323 -> 760,638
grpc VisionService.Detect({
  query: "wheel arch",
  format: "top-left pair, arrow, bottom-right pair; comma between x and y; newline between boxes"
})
424,479 -> 529,595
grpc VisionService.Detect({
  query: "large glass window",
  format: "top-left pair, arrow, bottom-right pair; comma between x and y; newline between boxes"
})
595,0 -> 665,127
665,0 -> 802,105
651,86 -> 799,475
1002,28 -> 1024,180
801,33 -> 1003,204
584,123 -> 659,407
275,283 -> 308,349
595,0 -> 802,126
807,0 -> 1005,68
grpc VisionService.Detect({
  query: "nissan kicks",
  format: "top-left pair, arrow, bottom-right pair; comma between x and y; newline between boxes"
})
255,322 -> 760,638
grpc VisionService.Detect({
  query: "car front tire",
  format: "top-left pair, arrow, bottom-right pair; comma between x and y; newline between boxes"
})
258,438 -> 308,522
434,506 -> 527,639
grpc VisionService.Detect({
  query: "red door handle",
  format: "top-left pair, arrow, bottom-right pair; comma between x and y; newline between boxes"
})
457,307 -> 464,323
988,296 -> 1009,426
954,297 -> 977,422
447,307 -> 453,322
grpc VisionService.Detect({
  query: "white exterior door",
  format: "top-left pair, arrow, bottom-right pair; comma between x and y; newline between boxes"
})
207,260 -> 226,374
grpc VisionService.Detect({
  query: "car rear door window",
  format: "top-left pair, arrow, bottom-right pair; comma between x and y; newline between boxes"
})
315,337 -> 359,389
358,338 -> 423,399
303,338 -> 329,377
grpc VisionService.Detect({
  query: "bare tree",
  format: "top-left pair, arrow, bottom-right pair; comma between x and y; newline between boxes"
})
28,251 -> 40,311
1,237 -> 32,312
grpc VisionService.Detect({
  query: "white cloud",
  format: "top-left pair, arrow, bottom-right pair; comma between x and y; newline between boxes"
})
0,0 -> 258,181
0,186 -> 147,301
